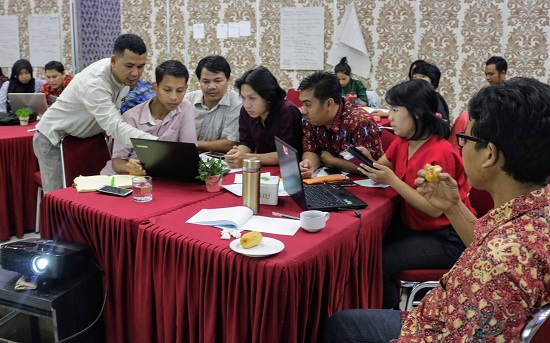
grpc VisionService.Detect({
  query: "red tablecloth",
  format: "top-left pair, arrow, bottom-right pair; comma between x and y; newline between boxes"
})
133,184 -> 397,342
39,178 -> 229,343
0,121 -> 38,240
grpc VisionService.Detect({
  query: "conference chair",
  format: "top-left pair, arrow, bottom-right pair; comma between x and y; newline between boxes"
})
59,133 -> 111,188
397,188 -> 494,311
286,88 -> 301,107
33,171 -> 43,233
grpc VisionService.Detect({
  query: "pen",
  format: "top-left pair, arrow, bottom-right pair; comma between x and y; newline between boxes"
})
272,211 -> 300,220
110,176 -> 115,186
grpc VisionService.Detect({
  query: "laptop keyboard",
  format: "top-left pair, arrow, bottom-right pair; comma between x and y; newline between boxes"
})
304,186 -> 343,207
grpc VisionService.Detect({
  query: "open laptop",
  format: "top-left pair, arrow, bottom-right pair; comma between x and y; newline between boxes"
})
275,136 -> 367,211
8,93 -> 48,114
130,138 -> 200,182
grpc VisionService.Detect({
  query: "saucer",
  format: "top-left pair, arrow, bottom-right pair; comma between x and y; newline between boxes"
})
229,237 -> 284,257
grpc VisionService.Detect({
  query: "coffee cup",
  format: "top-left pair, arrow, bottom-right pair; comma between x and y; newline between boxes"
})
300,210 -> 330,233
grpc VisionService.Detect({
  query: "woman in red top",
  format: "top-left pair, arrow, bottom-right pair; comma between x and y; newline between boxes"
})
358,79 -> 475,309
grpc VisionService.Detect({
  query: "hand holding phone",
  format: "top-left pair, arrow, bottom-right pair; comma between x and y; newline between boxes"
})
97,185 -> 133,197
345,146 -> 378,169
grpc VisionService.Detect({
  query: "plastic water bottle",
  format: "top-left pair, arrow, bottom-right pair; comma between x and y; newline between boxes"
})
242,157 -> 261,214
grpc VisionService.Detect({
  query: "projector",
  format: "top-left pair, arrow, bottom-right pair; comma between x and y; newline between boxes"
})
0,239 -> 90,279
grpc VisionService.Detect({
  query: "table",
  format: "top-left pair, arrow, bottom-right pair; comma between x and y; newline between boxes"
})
0,266 -> 104,342
133,183 -> 397,342
0,121 -> 39,240
39,179 -> 226,343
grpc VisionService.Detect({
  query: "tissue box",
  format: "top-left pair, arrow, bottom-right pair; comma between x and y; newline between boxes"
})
260,176 -> 279,205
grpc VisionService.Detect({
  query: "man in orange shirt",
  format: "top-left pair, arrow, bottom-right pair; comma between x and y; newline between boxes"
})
40,61 -> 73,105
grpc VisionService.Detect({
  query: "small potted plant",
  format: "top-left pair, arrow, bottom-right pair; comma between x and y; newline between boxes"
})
15,108 -> 33,126
196,158 -> 226,192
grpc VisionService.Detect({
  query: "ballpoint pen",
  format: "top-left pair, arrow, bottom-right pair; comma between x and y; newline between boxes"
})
272,211 -> 300,220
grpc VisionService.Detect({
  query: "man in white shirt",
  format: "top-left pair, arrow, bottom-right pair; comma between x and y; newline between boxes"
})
184,55 -> 241,153
34,33 -> 158,193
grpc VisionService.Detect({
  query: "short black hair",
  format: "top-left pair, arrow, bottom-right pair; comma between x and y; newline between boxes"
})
485,56 -> 508,73
195,55 -> 231,80
234,66 -> 286,111
408,59 -> 426,79
44,61 -> 65,73
298,71 -> 342,105
385,79 -> 450,140
155,60 -> 189,84
113,34 -> 147,57
468,77 -> 550,184
334,57 -> 351,76
413,62 -> 441,89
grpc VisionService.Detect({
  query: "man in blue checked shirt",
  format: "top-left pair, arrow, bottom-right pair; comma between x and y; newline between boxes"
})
120,79 -> 155,113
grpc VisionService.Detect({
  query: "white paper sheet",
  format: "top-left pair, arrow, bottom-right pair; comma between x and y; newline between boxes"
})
228,22 -> 240,38
193,24 -> 205,40
0,16 -> 20,66
280,7 -> 324,70
239,21 -> 251,36
216,24 -> 228,39
29,14 -> 61,66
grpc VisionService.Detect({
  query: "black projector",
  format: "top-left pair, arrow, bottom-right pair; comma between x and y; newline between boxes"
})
0,239 -> 90,279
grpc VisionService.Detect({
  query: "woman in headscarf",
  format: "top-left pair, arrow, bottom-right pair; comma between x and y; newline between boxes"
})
0,59 -> 45,113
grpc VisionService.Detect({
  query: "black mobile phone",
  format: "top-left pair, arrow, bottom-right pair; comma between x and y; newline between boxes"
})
96,185 -> 133,197
204,151 -> 226,159
346,146 -> 377,169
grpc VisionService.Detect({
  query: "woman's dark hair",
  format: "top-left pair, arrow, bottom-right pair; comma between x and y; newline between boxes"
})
298,71 -> 342,105
413,62 -> 441,89
385,79 -> 450,140
44,61 -> 65,73
408,59 -> 426,79
0,67 -> 4,77
334,57 -> 351,76
235,66 -> 286,111
469,77 -> 550,184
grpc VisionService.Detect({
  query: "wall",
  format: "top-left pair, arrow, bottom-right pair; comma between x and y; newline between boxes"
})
3,0 -> 550,121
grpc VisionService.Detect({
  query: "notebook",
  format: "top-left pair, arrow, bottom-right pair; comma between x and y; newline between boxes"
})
8,93 -> 48,115
274,137 -> 367,211
130,138 -> 200,182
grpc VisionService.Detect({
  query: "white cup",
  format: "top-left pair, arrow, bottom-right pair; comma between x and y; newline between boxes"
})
300,210 -> 330,233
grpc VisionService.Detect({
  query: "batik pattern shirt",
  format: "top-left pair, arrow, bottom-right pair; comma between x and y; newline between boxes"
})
396,185 -> 550,342
303,99 -> 383,161
120,80 -> 155,113
40,74 -> 74,105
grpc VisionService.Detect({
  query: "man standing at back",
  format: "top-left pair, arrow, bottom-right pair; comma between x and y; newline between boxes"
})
185,55 -> 241,153
34,33 -> 158,193
485,56 -> 507,85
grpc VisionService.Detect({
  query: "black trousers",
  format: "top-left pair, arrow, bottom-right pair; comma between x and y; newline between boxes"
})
382,219 -> 466,309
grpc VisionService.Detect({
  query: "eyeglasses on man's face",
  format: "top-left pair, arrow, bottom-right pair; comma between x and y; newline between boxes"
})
456,132 -> 488,147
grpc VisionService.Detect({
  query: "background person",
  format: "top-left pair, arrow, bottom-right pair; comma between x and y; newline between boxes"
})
412,62 -> 450,121
34,34 -> 158,193
357,79 -> 474,309
334,57 -> 369,106
298,71 -> 382,178
0,59 -> 45,113
0,67 -> 7,88
323,77 -> 550,343
184,55 -> 242,153
485,55 -> 507,85
224,66 -> 302,168
40,61 -> 74,105
120,78 -> 155,113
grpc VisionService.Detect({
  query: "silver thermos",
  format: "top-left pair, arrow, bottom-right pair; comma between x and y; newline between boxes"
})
242,157 -> 261,214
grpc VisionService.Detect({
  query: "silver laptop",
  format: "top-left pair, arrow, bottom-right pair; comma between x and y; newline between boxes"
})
8,93 -> 48,115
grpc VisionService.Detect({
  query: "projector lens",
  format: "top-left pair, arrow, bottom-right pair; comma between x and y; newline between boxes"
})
31,255 -> 48,275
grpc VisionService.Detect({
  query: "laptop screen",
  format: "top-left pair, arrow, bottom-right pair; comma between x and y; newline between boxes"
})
7,93 -> 48,114
274,136 -> 308,209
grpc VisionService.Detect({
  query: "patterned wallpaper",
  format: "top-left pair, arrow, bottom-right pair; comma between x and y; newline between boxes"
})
3,0 -> 550,121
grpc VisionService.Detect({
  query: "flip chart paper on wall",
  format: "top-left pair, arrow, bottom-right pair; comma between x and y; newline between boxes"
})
0,16 -> 20,67
29,14 -> 61,66
327,5 -> 371,78
193,24 -> 205,40
216,24 -> 228,39
280,7 -> 324,70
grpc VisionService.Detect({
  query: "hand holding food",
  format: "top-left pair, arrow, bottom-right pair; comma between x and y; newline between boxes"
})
240,231 -> 263,249
424,164 -> 442,182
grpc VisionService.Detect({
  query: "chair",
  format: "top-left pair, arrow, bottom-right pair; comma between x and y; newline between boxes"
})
286,88 -> 301,107
33,171 -> 43,233
380,128 -> 397,151
59,133 -> 111,188
448,110 -> 469,154
522,304 -> 550,343
366,91 -> 381,108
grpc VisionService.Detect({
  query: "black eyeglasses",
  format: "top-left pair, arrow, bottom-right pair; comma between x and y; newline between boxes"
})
456,132 -> 488,147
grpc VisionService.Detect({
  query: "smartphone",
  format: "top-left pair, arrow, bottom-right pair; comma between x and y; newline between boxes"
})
97,185 -> 133,197
204,151 -> 226,159
346,146 -> 377,169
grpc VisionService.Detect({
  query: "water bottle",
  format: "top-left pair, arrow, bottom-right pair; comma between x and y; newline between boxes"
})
242,157 -> 261,214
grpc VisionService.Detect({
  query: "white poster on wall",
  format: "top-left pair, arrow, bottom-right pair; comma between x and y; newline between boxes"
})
280,7 -> 324,70
0,15 -> 21,67
327,5 -> 371,78
29,14 -> 61,67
